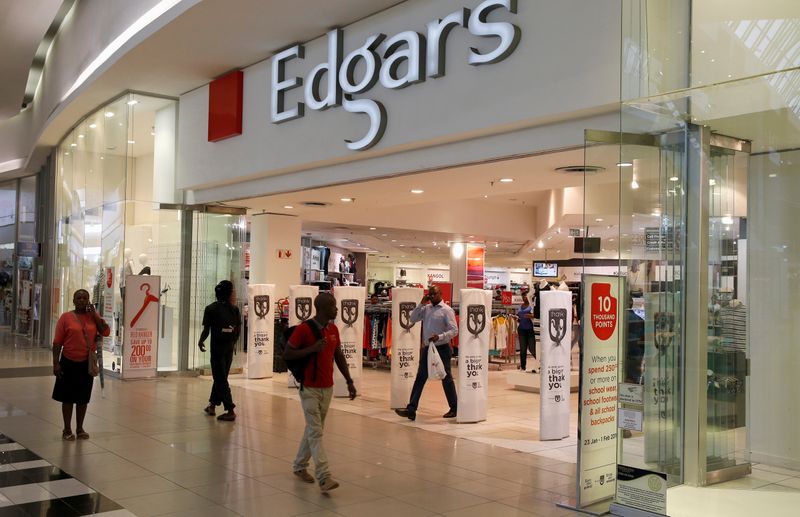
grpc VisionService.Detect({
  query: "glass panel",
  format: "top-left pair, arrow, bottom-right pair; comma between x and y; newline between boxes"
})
0,181 -> 16,328
189,211 -> 246,371
15,176 -> 37,337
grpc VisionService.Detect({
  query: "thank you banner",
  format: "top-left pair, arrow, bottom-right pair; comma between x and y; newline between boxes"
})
248,284 -> 275,379
390,288 -> 423,408
288,285 -> 319,387
123,275 -> 160,379
539,290 -> 572,440
333,286 -> 365,397
457,289 -> 492,423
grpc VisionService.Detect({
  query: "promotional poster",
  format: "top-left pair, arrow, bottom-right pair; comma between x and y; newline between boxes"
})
390,288 -> 423,408
248,284 -> 275,379
457,288 -> 492,423
122,275 -> 160,379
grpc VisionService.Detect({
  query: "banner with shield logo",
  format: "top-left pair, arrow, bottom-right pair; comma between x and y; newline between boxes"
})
288,285 -> 319,387
333,286 -> 366,397
390,288 -> 423,408
457,288 -> 492,423
248,284 -> 275,379
539,289 -> 573,439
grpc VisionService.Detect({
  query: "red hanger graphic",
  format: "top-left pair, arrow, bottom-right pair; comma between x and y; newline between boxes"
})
131,283 -> 159,327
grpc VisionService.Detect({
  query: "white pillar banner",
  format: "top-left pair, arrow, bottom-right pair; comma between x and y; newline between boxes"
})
247,284 -> 275,379
287,285 -> 319,387
457,288 -> 492,423
390,288 -> 423,409
539,290 -> 573,440
333,286 -> 366,397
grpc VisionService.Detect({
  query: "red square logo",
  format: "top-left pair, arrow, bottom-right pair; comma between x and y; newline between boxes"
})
208,70 -> 243,142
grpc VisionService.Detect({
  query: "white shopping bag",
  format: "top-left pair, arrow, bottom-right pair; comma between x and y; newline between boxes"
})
427,345 -> 447,380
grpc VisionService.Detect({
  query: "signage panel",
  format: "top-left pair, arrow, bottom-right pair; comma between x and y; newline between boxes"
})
614,466 -> 667,516
123,275 -> 160,379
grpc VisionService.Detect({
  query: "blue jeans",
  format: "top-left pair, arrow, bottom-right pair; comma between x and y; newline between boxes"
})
407,343 -> 457,415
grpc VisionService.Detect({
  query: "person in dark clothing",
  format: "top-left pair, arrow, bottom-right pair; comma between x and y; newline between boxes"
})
198,280 -> 241,421
516,293 -> 536,372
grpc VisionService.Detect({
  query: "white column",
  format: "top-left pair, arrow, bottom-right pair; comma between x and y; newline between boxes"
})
449,242 -> 467,303
153,103 -> 177,204
250,213 -> 301,301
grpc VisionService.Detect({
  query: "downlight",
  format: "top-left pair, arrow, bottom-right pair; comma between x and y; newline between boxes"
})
555,165 -> 606,174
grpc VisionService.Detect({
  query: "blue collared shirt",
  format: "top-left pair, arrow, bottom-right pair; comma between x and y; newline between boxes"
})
410,301 -> 458,345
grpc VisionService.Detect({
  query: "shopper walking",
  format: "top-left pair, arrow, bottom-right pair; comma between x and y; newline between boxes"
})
395,285 -> 458,421
286,292 -> 357,492
516,293 -> 536,372
52,289 -> 110,441
198,280 -> 241,421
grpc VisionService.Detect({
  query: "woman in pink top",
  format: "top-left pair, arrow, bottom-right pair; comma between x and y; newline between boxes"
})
52,289 -> 110,441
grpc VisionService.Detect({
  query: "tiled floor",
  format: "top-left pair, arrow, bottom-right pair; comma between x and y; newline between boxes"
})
1,336 -> 799,516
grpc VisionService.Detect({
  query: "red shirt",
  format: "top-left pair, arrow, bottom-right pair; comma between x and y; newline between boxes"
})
288,321 -> 340,388
54,311 -> 110,362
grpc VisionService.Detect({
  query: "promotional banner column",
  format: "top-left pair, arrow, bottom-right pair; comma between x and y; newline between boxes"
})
457,288 -> 492,423
123,275 -> 160,379
333,286 -> 365,397
247,284 -> 275,379
390,287 -> 423,408
539,289 -> 572,439
288,284 -> 319,387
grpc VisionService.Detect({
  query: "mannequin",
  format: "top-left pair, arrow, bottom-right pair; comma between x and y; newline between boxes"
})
137,253 -> 150,275
120,248 -> 134,300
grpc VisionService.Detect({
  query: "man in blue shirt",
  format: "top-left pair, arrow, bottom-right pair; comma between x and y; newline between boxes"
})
395,285 -> 458,421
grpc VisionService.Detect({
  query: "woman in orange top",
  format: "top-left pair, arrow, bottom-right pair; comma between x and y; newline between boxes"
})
52,289 -> 110,441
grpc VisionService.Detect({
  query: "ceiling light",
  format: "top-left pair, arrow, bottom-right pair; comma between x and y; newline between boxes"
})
63,152 -> 69,156
499,178 -> 514,183
483,195 -> 488,199
669,176 -> 679,182
369,227 -> 377,230
709,179 -> 716,186
78,134 -> 85,139
769,173 -> 777,178
537,240 -> 544,249
651,210 -> 661,217
410,189 -> 424,194
617,162 -> 633,167
127,99 -> 139,106
468,235 -> 475,239
595,218 -> 604,222
340,197 -> 353,203
399,244 -> 405,247
89,123 -> 97,129
631,179 -> 640,189
104,112 -> 114,118
391,239 -> 397,242
721,215 -> 734,225
283,205 -> 294,209
150,131 -> 155,136
381,233 -> 387,237
70,143 -> 77,147
127,140 -> 135,144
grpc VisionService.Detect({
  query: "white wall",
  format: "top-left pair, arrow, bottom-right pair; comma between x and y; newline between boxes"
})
250,213 -> 301,300
178,0 -> 621,201
748,150 -> 800,469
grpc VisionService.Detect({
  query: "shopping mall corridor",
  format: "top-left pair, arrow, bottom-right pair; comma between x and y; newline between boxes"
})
0,340 -> 580,517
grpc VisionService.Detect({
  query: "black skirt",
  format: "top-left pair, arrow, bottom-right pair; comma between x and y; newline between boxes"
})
52,357 -> 94,405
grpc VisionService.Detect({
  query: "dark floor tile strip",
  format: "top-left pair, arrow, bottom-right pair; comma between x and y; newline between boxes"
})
0,450 -> 40,465
0,466 -> 70,488
61,493 -> 123,515
11,498 -> 80,517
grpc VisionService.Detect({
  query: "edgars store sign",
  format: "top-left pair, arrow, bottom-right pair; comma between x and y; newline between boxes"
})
271,0 -> 520,150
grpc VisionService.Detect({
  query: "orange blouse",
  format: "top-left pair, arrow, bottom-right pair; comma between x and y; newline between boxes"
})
53,311 -> 110,362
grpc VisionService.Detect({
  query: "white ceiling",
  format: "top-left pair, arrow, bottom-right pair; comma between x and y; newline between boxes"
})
0,0 -> 63,119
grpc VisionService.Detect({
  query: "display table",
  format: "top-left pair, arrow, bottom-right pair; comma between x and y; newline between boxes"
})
506,370 -> 580,393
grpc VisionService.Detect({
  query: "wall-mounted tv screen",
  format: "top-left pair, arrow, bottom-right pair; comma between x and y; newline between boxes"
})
574,237 -> 601,253
533,262 -> 559,278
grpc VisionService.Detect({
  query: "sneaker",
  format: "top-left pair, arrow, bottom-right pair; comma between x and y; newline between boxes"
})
394,408 -> 416,421
442,409 -> 457,418
319,477 -> 340,492
217,411 -> 236,421
293,469 -> 315,483
204,405 -> 216,416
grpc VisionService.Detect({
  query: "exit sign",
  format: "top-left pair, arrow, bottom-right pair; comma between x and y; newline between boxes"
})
277,249 -> 293,259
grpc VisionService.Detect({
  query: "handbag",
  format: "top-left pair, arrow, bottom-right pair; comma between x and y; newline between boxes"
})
427,344 -> 447,380
72,312 -> 99,377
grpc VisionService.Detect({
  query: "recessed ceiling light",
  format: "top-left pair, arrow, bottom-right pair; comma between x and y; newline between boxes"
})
100,156 -> 104,160
64,152 -> 69,156
78,134 -> 85,139
369,227 -> 377,230
468,235 -> 475,239
617,162 -> 633,167
399,244 -> 405,247
127,140 -> 135,144
499,178 -> 514,183
88,123 -> 97,129
340,197 -> 353,202
283,205 -> 294,209
537,240 -> 544,248
391,239 -> 397,242
483,195 -> 488,199
104,111 -> 114,118
631,179 -> 640,189
595,218 -> 604,222
70,143 -> 77,147
381,234 -> 387,237
410,189 -> 424,194
669,176 -> 679,182
127,99 -> 139,106
768,173 -> 777,178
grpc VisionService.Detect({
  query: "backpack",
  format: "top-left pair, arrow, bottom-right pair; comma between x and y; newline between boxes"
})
283,319 -> 324,390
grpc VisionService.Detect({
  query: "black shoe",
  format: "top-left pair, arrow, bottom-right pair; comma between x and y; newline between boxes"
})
217,411 -> 236,421
395,408 -> 416,421
443,409 -> 457,418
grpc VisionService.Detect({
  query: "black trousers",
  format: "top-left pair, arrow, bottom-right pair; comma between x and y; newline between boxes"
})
407,343 -> 458,414
518,328 -> 535,370
209,344 -> 235,411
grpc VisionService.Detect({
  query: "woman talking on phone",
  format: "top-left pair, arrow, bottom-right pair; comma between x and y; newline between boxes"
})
52,289 -> 110,440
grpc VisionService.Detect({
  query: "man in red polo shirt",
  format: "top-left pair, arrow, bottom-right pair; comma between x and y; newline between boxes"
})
285,292 -> 356,492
